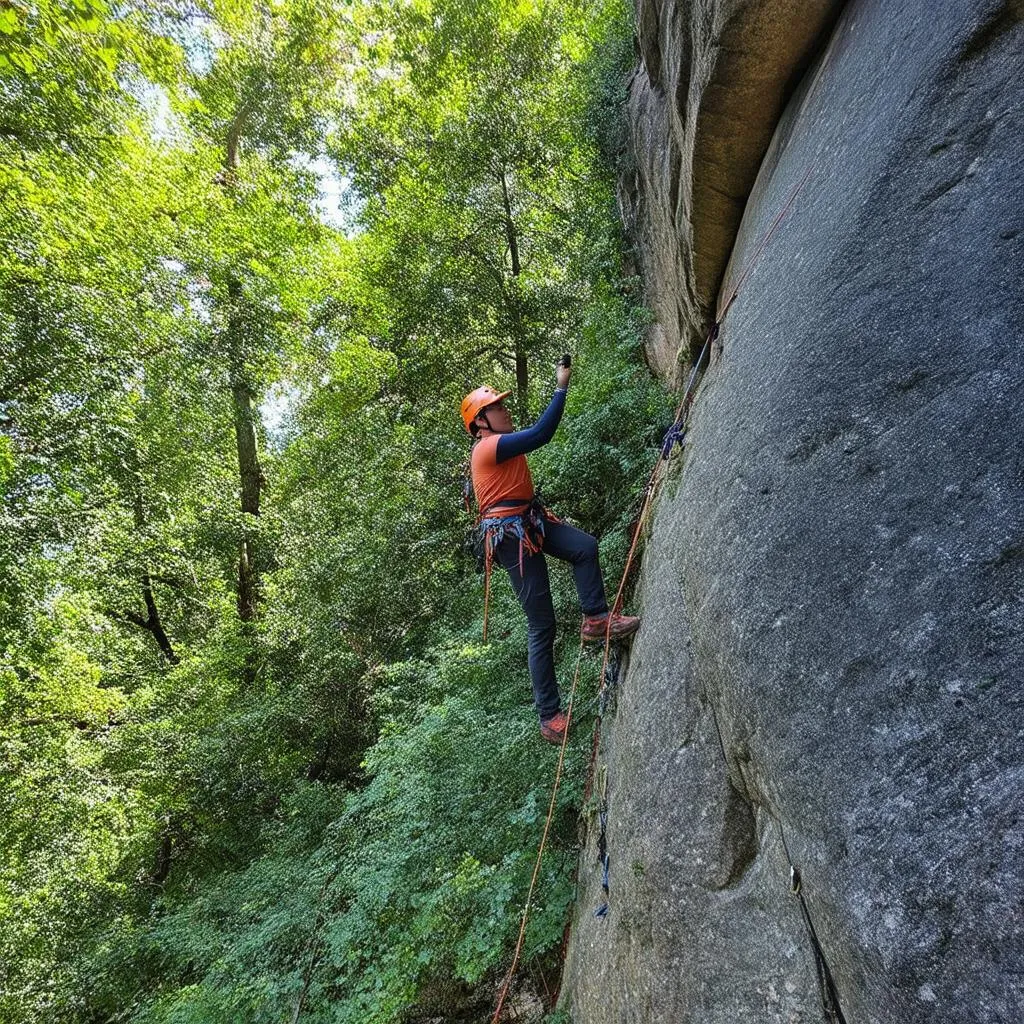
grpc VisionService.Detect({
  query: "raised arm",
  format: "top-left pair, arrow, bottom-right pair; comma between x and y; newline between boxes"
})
495,388 -> 567,463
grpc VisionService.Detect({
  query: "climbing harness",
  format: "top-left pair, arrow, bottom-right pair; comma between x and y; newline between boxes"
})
490,170 -> 813,1022
477,495 -> 560,642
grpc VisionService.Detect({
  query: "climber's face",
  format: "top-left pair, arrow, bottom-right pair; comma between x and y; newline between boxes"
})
479,400 -> 514,434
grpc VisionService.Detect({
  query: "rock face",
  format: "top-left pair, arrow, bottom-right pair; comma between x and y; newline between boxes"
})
619,0 -> 844,380
563,1 -> 1024,1021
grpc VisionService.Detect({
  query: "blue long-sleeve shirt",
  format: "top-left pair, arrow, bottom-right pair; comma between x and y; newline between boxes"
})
495,388 -> 567,463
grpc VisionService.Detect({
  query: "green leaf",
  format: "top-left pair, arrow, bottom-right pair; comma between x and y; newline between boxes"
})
8,50 -> 35,74
0,437 -> 14,489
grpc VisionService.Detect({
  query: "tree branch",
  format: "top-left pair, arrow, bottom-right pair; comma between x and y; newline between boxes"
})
226,95 -> 257,170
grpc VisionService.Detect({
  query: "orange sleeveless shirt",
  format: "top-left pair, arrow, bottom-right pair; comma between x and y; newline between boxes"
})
470,434 -> 534,516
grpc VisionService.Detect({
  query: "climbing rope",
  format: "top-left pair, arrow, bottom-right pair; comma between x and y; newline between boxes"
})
490,167 -> 813,1023
490,637 -> 586,1023
717,165 -> 813,323
583,319 -> 717,806
491,323 -> 714,1024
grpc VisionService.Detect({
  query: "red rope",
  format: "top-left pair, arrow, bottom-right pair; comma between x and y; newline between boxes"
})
717,165 -> 813,322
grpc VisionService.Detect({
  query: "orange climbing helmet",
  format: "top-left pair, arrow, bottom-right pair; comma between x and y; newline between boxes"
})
460,386 -> 511,435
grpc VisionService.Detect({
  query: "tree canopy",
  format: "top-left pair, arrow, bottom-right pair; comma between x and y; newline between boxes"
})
0,1 -> 668,1020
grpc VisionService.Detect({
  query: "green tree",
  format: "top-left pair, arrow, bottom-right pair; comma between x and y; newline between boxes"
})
333,0 -> 606,419
0,0 -> 670,1020
177,0 -> 347,628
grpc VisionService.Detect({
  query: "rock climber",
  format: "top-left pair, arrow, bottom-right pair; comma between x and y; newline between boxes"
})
461,356 -> 640,745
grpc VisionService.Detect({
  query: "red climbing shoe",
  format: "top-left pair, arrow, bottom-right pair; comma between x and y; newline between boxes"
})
540,711 -> 570,745
581,612 -> 641,644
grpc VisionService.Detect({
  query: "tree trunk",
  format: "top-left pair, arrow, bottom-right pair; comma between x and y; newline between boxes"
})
515,341 -> 529,418
225,96 -> 254,171
139,572 -> 179,664
500,168 -> 529,417
226,277 -> 263,624
500,168 -> 521,276
123,465 -> 179,664
216,109 -> 264,690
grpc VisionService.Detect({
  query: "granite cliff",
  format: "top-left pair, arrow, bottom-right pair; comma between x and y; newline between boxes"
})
561,1 -> 1024,1021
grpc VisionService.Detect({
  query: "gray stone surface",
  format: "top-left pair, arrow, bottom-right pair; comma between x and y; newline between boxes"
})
620,0 -> 843,381
565,0 -> 1024,1021
561,579 -> 824,1022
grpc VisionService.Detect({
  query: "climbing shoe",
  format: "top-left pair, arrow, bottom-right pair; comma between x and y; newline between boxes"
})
581,612 -> 641,644
539,711 -> 570,745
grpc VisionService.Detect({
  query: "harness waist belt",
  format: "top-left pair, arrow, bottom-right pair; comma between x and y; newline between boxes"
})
480,496 -> 534,517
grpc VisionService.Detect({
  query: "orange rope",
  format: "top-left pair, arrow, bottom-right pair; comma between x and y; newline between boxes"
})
490,636 -> 586,1023
491,167 -> 813,1022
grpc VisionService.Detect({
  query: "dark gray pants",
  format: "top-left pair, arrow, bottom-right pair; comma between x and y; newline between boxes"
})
495,520 -> 608,721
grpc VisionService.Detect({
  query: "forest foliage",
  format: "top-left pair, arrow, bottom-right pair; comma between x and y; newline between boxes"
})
0,0 -> 669,1020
